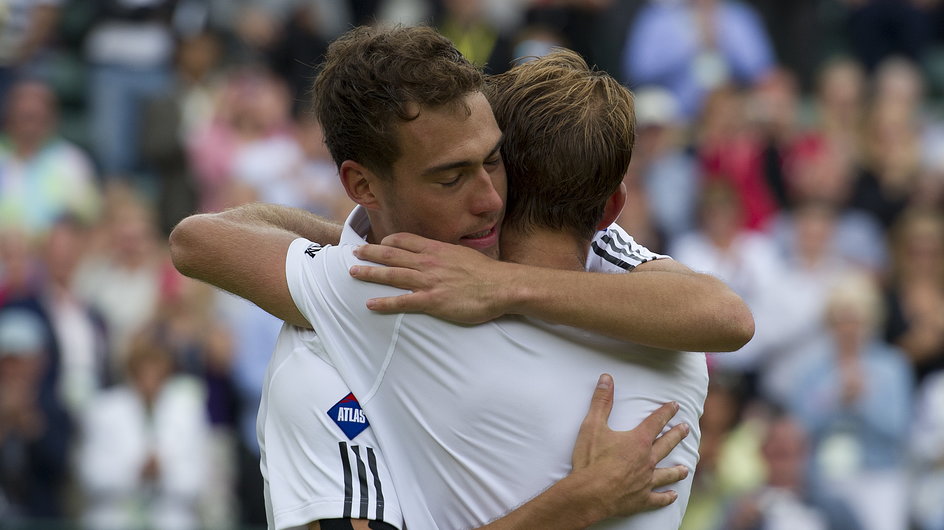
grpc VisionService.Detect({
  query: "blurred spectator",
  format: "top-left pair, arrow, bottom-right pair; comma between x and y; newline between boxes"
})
871,57 -> 944,212
77,326 -> 210,530
768,137 -> 888,273
851,97 -> 923,229
486,22 -> 568,75
0,307 -> 71,522
632,87 -> 699,243
811,57 -> 867,161
141,29 -> 226,236
697,86 -> 779,231
0,228 -> 41,304
873,56 -> 926,113
187,68 -> 299,213
0,79 -> 101,240
148,274 -> 239,528
38,217 -> 109,419
0,232 -> 74,524
782,273 -> 913,530
721,409 -> 862,530
760,202 -> 859,395
268,4 -> 329,117
883,207 -> 944,382
669,181 -> 783,371
486,0 -> 620,73
73,185 -> 173,379
749,68 -> 802,211
294,115 -> 356,220
682,377 -> 762,530
438,0 -> 503,68
911,370 -> 944,530
84,0 -> 176,179
0,0 -> 59,103
623,0 -> 775,119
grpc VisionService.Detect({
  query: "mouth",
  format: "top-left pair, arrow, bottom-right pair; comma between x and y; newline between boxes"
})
462,226 -> 496,240
459,225 -> 499,252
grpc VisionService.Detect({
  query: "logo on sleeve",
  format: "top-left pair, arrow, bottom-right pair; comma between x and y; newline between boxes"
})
305,243 -> 323,258
328,393 -> 370,440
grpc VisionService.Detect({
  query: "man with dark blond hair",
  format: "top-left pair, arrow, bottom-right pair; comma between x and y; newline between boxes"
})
171,25 -> 752,530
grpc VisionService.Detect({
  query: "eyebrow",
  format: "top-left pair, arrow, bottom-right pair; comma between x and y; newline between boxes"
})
420,135 -> 504,177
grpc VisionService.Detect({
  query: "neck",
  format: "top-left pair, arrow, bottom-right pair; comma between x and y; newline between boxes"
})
500,227 -> 588,271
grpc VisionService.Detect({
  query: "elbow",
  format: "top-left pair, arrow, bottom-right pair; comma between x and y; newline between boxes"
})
715,294 -> 755,352
732,306 -> 756,352
168,215 -> 205,279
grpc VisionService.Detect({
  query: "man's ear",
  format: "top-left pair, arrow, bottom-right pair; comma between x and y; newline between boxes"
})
597,182 -> 628,230
339,160 -> 383,210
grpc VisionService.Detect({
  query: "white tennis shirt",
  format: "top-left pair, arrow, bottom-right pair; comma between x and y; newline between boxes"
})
270,207 -> 707,529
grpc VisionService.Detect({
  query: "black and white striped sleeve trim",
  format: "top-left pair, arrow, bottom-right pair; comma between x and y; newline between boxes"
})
338,442 -> 387,521
590,228 -> 663,271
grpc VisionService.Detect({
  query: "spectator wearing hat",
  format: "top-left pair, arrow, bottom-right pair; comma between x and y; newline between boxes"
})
0,307 -> 71,522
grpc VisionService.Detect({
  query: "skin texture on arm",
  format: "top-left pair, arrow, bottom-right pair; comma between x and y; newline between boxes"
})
350,233 -> 755,352
309,375 -> 690,530
169,203 -> 343,328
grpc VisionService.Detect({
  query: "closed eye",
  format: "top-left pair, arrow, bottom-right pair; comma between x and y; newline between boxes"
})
440,174 -> 462,187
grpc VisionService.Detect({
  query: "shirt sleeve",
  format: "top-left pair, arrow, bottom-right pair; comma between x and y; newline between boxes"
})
586,223 -> 670,273
283,238 -> 406,403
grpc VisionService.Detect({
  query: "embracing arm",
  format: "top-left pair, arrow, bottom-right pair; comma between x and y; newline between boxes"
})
169,203 -> 343,328
504,257 -> 754,352
350,234 -> 754,352
312,376 -> 689,530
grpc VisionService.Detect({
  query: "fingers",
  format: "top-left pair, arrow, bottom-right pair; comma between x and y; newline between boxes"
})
353,244 -> 418,268
635,401 -> 680,441
350,264 -> 424,290
651,423 -> 690,463
643,490 -> 679,511
583,374 -> 615,427
364,293 -> 423,313
650,465 -> 689,489
379,232 -> 435,253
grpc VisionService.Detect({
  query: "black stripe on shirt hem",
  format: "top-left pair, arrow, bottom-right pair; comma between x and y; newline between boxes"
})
339,442 -> 353,518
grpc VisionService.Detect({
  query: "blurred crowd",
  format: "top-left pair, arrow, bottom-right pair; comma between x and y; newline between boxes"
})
0,0 -> 943,529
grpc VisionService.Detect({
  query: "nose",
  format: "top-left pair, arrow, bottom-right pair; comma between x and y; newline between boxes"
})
470,167 -> 505,216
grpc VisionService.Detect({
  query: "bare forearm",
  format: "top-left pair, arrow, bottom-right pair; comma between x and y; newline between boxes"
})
214,202 -> 343,245
349,235 -> 753,351
479,473 -> 605,530
503,263 -> 754,352
169,205 -> 318,327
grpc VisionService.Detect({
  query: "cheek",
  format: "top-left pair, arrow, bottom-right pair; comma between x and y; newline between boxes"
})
415,213 -> 462,243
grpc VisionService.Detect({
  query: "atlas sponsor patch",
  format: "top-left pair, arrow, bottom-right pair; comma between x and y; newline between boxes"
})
328,392 -> 369,439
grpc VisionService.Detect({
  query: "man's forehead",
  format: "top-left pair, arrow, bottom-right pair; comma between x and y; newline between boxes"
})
393,93 -> 501,169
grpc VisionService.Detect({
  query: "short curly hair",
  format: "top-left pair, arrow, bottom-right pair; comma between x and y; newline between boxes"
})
311,25 -> 485,178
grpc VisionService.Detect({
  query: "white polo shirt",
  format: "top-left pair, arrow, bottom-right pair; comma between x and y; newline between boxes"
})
273,208 -> 706,529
